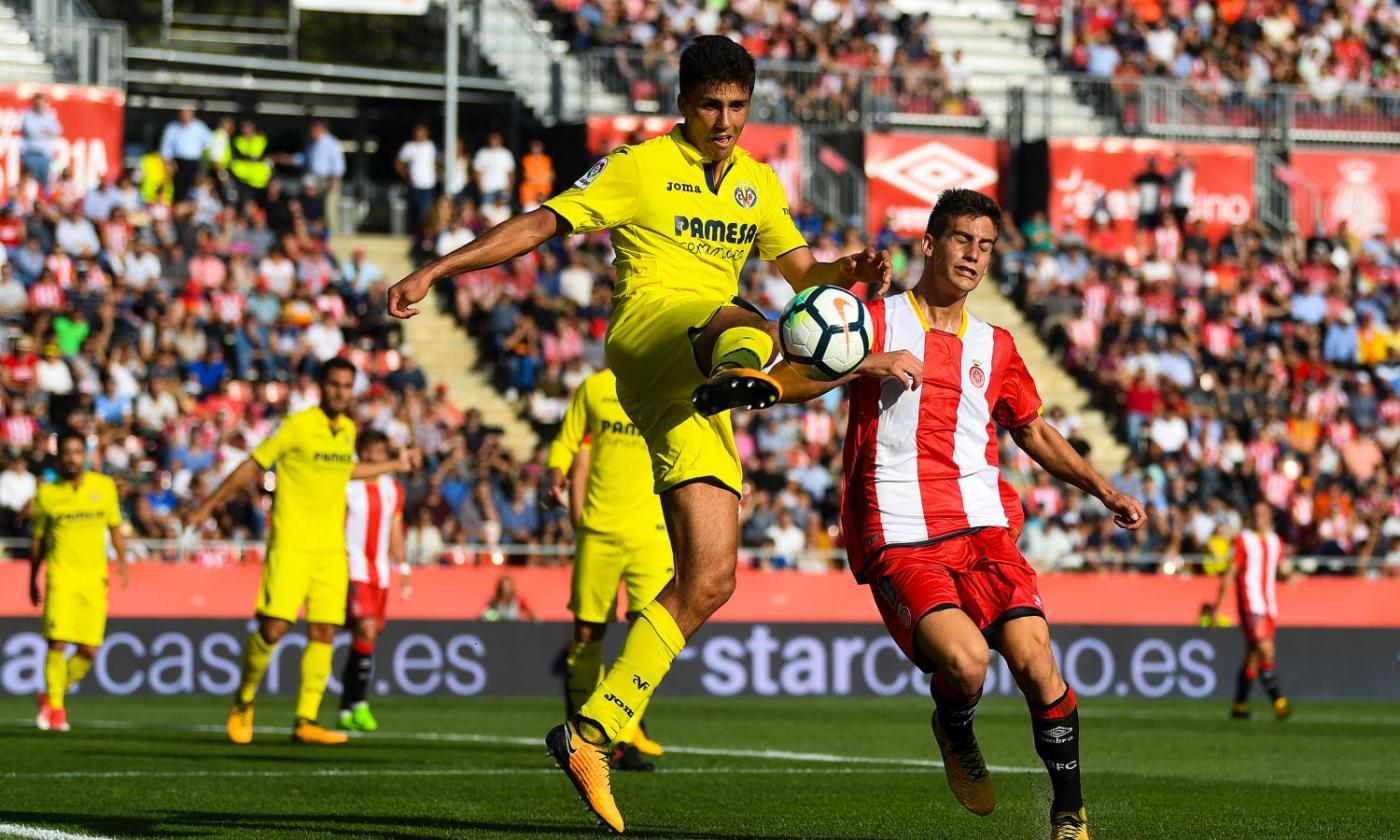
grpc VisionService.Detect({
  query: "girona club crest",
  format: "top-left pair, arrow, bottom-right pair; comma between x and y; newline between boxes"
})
969,361 -> 986,389
1326,159 -> 1389,237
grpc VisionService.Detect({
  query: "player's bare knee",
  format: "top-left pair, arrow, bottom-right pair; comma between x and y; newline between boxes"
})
75,645 -> 98,660
258,618 -> 290,645
939,646 -> 990,695
1009,653 -> 1064,704
307,623 -> 337,644
678,568 -> 736,619
574,621 -> 606,644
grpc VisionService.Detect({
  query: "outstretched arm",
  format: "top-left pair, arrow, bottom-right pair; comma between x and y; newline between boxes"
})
775,350 -> 923,405
1010,416 -> 1145,530
388,208 -> 566,318
774,246 -> 893,296
185,458 -> 263,528
351,446 -> 420,480
1212,563 -> 1237,615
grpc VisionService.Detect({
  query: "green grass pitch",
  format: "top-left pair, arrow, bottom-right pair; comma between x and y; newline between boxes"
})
1,695 -> 1397,839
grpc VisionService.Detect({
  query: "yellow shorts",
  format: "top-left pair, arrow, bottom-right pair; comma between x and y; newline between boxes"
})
43,581 -> 107,648
571,525 -> 673,624
256,548 -> 348,626
605,289 -> 743,495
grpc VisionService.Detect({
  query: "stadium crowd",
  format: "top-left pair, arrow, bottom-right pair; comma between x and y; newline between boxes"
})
1061,0 -> 1400,109
534,0 -> 982,122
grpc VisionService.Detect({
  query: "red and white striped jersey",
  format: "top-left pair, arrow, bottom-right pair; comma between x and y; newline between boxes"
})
841,292 -> 1041,581
345,475 -> 404,589
1233,529 -> 1282,618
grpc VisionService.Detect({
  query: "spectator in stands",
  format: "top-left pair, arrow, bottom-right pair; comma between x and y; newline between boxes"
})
481,573 -> 535,621
291,121 -> 346,238
396,123 -> 439,230
518,139 -> 555,211
473,132 -> 516,221
0,454 -> 36,537
19,93 -> 60,188
160,107 -> 213,203
230,119 -> 272,206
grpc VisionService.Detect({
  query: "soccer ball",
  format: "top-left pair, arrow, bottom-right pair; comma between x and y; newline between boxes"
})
778,285 -> 872,381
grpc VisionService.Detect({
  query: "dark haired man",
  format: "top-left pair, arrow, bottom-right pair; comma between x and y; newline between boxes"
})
336,427 -> 408,732
186,358 -> 418,745
776,189 -> 1147,840
30,429 -> 127,732
387,35 -> 891,832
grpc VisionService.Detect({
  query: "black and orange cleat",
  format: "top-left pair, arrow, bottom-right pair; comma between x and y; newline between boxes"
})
1273,697 -> 1293,721
1230,702 -> 1252,721
932,715 -> 996,816
546,718 -> 625,833
610,743 -> 655,772
691,368 -> 782,417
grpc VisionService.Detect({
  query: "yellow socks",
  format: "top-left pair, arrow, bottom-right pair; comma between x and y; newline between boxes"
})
577,601 -> 685,745
236,631 -> 276,706
615,693 -> 653,745
65,653 -> 93,689
45,649 -> 66,710
565,635 -> 605,718
710,325 -> 774,375
295,641 -> 334,723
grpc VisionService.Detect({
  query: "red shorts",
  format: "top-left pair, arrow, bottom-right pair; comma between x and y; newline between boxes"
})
865,528 -> 1044,673
347,581 -> 389,632
1240,611 -> 1276,645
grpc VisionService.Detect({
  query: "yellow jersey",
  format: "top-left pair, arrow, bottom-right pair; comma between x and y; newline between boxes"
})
547,369 -> 664,537
33,471 -> 122,585
544,125 -> 808,302
252,405 -> 357,555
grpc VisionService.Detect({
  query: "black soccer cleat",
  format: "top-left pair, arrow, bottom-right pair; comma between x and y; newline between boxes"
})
691,368 -> 782,417
1230,702 -> 1252,721
610,743 -> 656,772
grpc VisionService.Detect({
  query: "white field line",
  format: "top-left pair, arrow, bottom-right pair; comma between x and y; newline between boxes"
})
0,825 -> 118,840
0,717 -> 1041,774
1,767 -> 938,781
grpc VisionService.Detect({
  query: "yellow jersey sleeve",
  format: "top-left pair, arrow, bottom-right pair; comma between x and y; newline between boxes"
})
547,377 -> 591,474
104,477 -> 123,527
544,149 -> 640,235
31,487 -> 48,539
755,163 -> 808,261
251,417 -> 296,469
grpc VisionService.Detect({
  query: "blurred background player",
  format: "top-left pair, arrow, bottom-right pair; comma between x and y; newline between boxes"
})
29,429 -> 128,732
1212,501 -> 1292,722
545,367 -> 672,773
185,358 -> 417,746
337,428 -> 408,733
777,190 -> 1147,840
388,36 -> 890,831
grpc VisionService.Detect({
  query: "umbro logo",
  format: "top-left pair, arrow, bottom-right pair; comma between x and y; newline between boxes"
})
1040,726 -> 1075,743
868,142 -> 997,207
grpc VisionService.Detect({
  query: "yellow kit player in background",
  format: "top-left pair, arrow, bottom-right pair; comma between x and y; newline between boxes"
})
29,429 -> 128,733
185,358 -> 418,745
545,368 -> 672,773
389,36 -> 890,832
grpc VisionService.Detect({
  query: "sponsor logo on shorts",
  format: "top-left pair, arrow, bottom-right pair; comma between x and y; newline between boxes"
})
574,158 -> 608,189
733,182 -> 758,209
603,692 -> 635,718
968,361 -> 986,389
1040,726 -> 1075,744
898,604 -> 913,630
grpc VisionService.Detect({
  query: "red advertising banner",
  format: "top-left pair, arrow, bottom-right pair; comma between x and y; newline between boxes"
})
0,83 -> 124,197
864,133 -> 1002,239
1285,149 -> 1400,239
1049,138 -> 1254,243
2,561 -> 1397,627
584,115 -> 802,204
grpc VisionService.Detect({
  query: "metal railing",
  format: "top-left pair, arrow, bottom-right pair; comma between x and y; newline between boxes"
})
0,538 -> 1388,577
5,0 -> 125,87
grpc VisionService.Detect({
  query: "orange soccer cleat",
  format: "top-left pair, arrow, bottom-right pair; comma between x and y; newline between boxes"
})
546,719 -> 625,833
227,702 -> 255,745
292,719 -> 349,745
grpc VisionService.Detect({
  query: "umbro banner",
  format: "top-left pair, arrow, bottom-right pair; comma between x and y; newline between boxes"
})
0,84 -> 125,197
1048,137 -> 1254,244
0,620 -> 1394,700
1285,148 -> 1400,240
864,133 -> 1003,240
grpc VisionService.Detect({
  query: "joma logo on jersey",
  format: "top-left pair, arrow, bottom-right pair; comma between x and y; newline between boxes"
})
666,181 -> 701,194
603,692 -> 635,718
674,217 -> 758,245
314,452 -> 355,463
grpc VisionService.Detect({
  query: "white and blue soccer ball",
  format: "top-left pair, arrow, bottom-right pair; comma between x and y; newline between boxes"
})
778,285 -> 872,381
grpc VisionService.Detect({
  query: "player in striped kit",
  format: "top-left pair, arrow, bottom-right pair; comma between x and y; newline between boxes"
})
775,190 -> 1146,840
336,428 -> 407,732
1211,500 -> 1292,721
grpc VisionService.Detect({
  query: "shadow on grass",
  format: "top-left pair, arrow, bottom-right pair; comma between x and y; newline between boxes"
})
0,810 -> 835,839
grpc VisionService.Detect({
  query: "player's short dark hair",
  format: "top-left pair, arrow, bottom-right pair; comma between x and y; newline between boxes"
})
55,428 -> 85,452
356,427 -> 389,456
679,36 -> 756,99
317,356 -> 356,384
926,189 -> 1003,239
